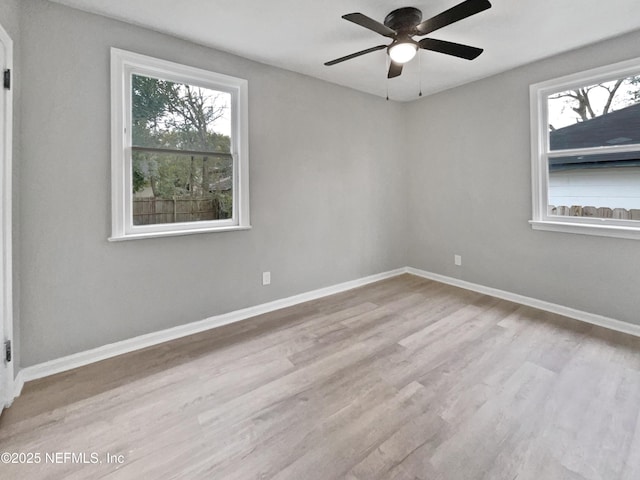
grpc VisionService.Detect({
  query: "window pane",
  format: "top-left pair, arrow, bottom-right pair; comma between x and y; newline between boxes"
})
547,75 -> 640,150
131,74 -> 231,154
548,153 -> 640,220
132,150 -> 232,225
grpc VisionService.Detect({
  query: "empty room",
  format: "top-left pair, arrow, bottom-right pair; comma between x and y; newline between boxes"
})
1,0 -> 640,478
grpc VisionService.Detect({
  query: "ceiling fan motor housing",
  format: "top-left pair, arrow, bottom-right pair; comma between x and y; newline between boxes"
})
383,7 -> 423,33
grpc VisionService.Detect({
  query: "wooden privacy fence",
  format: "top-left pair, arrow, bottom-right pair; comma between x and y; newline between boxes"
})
133,196 -> 224,225
549,205 -> 640,220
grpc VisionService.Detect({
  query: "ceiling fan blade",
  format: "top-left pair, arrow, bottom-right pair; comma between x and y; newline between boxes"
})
388,61 -> 403,79
416,0 -> 491,36
343,13 -> 396,38
324,44 -> 387,66
419,38 -> 483,60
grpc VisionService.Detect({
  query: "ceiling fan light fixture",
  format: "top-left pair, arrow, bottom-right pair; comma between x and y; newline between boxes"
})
388,41 -> 418,64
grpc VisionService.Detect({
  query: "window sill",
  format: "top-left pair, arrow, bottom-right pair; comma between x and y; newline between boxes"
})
109,225 -> 252,242
529,220 -> 640,240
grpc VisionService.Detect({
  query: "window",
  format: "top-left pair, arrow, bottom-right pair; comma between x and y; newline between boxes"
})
530,57 -> 640,240
110,48 -> 249,240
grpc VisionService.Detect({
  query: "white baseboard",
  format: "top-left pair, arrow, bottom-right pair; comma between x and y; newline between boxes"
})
12,265 -> 640,404
3,370 -> 24,408
17,268 -> 406,388
406,267 -> 640,338
13,369 -> 24,401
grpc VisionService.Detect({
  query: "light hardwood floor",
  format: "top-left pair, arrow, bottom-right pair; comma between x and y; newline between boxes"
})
2,274 -> 640,479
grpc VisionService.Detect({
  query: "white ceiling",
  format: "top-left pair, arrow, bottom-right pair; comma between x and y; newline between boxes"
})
49,0 -> 640,102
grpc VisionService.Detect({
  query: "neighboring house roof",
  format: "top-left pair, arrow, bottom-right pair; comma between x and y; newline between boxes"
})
209,176 -> 232,192
549,102 -> 640,171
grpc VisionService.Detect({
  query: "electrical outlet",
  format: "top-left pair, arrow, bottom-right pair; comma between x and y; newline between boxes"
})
262,271 -> 271,286
454,255 -> 462,266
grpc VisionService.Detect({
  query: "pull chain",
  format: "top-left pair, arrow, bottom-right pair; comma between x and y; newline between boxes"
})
386,56 -> 389,101
418,53 -> 423,97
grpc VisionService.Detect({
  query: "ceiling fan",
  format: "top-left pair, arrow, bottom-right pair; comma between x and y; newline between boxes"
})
325,0 -> 491,79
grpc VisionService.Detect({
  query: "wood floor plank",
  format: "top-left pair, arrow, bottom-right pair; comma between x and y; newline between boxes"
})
1,274 -> 640,479
346,410 -> 449,480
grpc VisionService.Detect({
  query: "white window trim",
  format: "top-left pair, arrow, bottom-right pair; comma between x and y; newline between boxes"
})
110,48 -> 250,241
529,56 -> 640,240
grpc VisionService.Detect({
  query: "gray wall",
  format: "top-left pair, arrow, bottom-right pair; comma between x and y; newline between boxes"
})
0,1 -> 19,42
0,0 -> 22,374
406,29 -> 640,325
18,0 -> 408,366
14,0 -> 640,368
